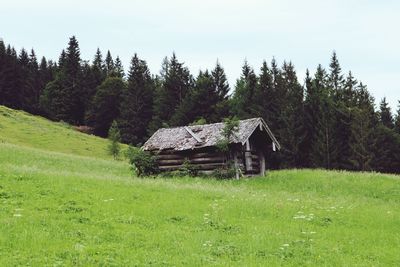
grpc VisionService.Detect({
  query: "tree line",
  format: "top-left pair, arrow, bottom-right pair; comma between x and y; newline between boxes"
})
1,36 -> 399,173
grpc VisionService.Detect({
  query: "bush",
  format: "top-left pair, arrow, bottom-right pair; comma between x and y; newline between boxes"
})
212,163 -> 237,179
125,147 -> 158,176
108,120 -> 121,160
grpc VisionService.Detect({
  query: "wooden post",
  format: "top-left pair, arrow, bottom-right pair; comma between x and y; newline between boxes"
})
245,140 -> 252,173
259,152 -> 265,176
234,152 -> 239,180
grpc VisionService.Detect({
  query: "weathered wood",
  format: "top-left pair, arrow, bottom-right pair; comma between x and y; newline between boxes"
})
190,157 -> 225,163
157,151 -> 223,159
245,140 -> 253,172
259,152 -> 266,175
184,126 -> 203,143
159,162 -> 226,171
156,154 -> 185,160
158,156 -> 225,166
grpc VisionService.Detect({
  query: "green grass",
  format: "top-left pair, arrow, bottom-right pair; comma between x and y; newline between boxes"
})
0,105 -> 122,159
1,105 -> 400,266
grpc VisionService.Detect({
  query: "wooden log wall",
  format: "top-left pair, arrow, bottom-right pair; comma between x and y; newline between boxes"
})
155,150 -> 228,172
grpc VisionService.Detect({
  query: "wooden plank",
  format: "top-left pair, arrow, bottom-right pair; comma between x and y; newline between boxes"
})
245,140 -> 252,171
158,156 -> 225,165
191,152 -> 224,158
190,157 -> 225,163
157,151 -> 223,159
184,126 -> 203,143
159,162 -> 226,171
156,154 -> 185,160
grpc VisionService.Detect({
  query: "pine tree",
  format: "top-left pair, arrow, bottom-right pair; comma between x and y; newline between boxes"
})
150,53 -> 193,131
119,54 -> 154,145
211,61 -> 230,121
379,97 -> 394,129
171,70 -> 219,125
348,83 -> 376,171
111,56 -> 124,78
2,45 -> 21,109
17,48 -> 31,109
334,71 -> 358,169
371,125 -> 400,173
0,39 -> 6,104
108,120 -> 121,160
40,36 -> 84,123
105,50 -> 114,76
302,69 -> 315,167
231,60 -> 258,118
349,108 -> 373,171
309,65 -> 337,169
252,61 -> 276,124
86,77 -> 124,137
328,51 -> 344,92
58,49 -> 66,69
394,101 -> 400,134
279,62 -> 305,167
212,60 -> 230,101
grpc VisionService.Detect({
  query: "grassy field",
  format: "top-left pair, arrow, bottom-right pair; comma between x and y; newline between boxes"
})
0,106 -> 120,159
1,105 -> 400,266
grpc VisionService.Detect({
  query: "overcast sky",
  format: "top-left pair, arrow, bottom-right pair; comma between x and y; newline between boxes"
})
1,0 -> 399,110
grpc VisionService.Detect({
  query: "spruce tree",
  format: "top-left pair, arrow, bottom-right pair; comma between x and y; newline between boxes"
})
349,108 -> 373,171
3,45 -> 21,109
371,125 -> 400,173
252,61 -> 276,124
328,51 -> 344,92
394,101 -> 400,134
379,97 -> 394,129
302,69 -> 316,167
105,50 -> 114,76
231,60 -> 258,118
119,54 -> 154,145
278,62 -> 305,167
348,83 -> 376,171
150,53 -> 192,131
310,65 -> 337,169
0,39 -> 6,104
211,61 -> 230,120
40,36 -> 84,124
111,56 -> 124,78
334,71 -> 358,169
87,77 -> 124,137
171,70 -> 219,125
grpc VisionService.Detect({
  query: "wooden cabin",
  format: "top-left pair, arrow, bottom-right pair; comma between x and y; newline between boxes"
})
142,118 -> 281,177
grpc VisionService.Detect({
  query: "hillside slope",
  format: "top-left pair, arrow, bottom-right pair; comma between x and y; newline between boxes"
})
0,106 -> 399,266
0,105 -> 119,159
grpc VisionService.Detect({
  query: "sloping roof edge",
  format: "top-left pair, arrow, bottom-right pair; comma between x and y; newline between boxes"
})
240,118 -> 281,150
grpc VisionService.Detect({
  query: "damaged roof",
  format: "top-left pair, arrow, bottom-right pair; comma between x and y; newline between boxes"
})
142,117 -> 281,152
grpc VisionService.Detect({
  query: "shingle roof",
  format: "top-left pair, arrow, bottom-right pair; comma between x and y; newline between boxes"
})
142,117 -> 281,152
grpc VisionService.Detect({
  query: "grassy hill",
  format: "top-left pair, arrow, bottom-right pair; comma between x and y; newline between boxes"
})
1,105 -> 399,266
0,106 -> 119,159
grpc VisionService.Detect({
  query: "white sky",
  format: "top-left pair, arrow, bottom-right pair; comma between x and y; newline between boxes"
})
1,0 -> 399,111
